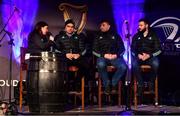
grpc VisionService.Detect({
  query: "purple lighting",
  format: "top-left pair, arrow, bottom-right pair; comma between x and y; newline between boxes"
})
1,0 -> 38,63
112,0 -> 145,68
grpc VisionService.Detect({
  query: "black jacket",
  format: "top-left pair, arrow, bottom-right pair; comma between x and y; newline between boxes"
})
54,31 -> 86,55
131,30 -> 161,57
27,32 -> 53,53
93,31 -> 125,57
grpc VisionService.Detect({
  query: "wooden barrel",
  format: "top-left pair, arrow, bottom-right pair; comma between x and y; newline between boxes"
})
26,52 -> 67,113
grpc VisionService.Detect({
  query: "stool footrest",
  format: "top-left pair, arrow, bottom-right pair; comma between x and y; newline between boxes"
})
143,91 -> 155,94
68,91 -> 82,95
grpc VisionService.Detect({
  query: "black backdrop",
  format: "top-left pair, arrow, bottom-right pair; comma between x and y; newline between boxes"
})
0,0 -> 179,104
144,0 -> 180,105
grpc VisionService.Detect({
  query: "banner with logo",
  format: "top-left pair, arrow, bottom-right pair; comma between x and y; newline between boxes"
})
147,11 -> 180,104
151,16 -> 180,56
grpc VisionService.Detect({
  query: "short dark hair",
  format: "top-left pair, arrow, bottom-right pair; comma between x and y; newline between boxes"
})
65,19 -> 75,27
139,18 -> 150,25
139,18 -> 151,29
99,19 -> 111,25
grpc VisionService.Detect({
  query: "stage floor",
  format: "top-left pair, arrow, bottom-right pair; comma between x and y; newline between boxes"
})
18,105 -> 180,115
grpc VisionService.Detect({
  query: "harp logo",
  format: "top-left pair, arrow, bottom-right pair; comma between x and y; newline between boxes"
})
151,17 -> 180,56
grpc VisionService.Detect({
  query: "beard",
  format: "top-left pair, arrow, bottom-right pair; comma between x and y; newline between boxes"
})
138,28 -> 147,33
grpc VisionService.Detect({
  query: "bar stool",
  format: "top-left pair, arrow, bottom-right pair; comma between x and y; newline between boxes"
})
19,47 -> 28,111
134,65 -> 158,109
97,66 -> 122,108
68,66 -> 85,110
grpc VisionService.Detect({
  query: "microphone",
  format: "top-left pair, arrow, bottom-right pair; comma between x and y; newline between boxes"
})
47,32 -> 52,36
124,20 -> 128,24
47,32 -> 55,52
47,32 -> 54,41
124,20 -> 131,39
14,6 -> 21,13
14,6 -> 22,14
49,35 -> 54,41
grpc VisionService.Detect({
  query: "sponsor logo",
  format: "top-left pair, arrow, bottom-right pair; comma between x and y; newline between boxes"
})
151,17 -> 180,56
0,80 -> 26,87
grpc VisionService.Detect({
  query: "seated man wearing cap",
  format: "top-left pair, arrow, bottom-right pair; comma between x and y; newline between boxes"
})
55,19 -> 87,92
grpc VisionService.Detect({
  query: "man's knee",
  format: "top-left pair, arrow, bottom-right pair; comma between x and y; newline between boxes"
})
132,62 -> 140,71
151,58 -> 159,71
97,59 -> 106,69
117,62 -> 127,72
132,57 -> 139,66
114,59 -> 127,71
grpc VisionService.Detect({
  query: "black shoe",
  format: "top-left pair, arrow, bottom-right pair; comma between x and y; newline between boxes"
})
104,86 -> 110,95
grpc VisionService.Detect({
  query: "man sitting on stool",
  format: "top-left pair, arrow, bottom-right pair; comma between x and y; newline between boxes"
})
131,18 -> 161,103
93,20 -> 127,94
55,19 -> 87,92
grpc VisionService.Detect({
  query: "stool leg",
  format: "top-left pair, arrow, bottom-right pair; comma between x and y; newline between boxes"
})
81,76 -> 85,110
108,95 -> 111,104
89,81 -> 93,106
74,71 -> 77,106
155,77 -> 158,106
98,78 -> 102,108
74,95 -> 77,106
134,77 -> 137,109
19,66 -> 23,112
129,82 -> 133,107
75,71 -> 78,78
118,81 -> 122,107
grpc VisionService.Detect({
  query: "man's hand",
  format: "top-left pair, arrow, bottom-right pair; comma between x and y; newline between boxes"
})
104,54 -> 111,60
66,53 -> 73,60
142,53 -> 150,61
138,54 -> 144,60
111,54 -> 117,60
73,54 -> 80,59
104,54 -> 117,60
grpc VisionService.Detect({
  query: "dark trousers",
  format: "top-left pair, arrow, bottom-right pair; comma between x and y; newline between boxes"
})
132,56 -> 159,101
66,57 -> 90,90
66,57 -> 94,104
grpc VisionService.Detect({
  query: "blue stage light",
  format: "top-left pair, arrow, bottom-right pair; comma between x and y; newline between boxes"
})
111,0 -> 145,66
1,0 -> 38,63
